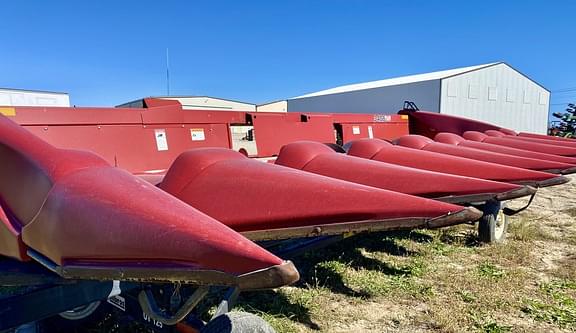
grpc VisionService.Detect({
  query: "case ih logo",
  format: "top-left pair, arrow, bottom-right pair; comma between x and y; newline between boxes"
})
373,115 -> 392,122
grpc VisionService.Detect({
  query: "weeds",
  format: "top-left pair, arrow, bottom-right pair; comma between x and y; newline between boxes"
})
476,262 -> 506,279
522,279 -> 576,328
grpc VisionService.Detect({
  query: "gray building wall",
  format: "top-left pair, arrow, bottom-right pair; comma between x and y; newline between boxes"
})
287,80 -> 441,114
440,64 -> 549,134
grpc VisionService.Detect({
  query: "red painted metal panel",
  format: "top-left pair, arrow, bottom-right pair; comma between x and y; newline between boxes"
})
160,148 -> 479,232
0,114 -> 298,286
333,113 -> 409,143
252,113 -> 335,157
340,123 -> 408,143
143,98 -> 182,108
274,141 -> 527,201
435,132 -> 576,166
519,132 -> 576,142
346,139 -> 564,185
331,114 -> 407,123
23,124 -> 231,174
463,131 -> 576,157
488,131 -> 576,149
5,106 -> 142,126
394,135 -> 575,172
0,204 -> 28,260
142,108 -> 247,125
400,110 -> 511,138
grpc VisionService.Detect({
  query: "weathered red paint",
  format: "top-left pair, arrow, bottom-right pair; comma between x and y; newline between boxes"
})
486,130 -> 576,149
274,141 -> 530,201
160,148 -> 479,233
346,138 -> 566,186
394,135 -> 575,172
463,131 -> 576,157
398,109 -> 505,139
518,132 -> 576,142
435,132 -> 576,167
0,114 -> 295,283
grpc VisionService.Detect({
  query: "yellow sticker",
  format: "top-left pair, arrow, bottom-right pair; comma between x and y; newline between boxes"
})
400,115 -> 409,120
0,107 -> 16,116
343,232 -> 355,239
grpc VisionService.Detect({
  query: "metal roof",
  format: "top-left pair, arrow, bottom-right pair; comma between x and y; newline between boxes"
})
0,87 -> 69,95
152,95 -> 256,106
292,62 -> 501,99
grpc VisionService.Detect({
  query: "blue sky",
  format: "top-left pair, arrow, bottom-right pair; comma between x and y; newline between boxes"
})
0,1 -> 574,117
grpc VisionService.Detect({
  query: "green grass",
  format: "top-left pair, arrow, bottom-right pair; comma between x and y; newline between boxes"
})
522,280 -> 576,328
476,262 -> 506,279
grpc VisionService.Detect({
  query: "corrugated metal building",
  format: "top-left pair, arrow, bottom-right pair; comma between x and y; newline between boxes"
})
0,88 -> 70,107
273,63 -> 550,134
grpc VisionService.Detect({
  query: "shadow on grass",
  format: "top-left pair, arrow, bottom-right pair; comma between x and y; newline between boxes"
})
437,229 -> 480,247
359,230 -> 433,254
237,289 -> 321,330
286,231 -> 430,297
242,229 -> 453,329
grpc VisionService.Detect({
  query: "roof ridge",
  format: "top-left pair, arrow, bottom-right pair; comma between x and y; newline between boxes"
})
291,62 -> 501,99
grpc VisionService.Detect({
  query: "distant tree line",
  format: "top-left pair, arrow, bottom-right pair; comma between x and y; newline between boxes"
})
549,103 -> 576,137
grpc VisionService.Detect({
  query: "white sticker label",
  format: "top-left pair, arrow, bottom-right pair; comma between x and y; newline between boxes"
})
107,295 -> 126,311
108,280 -> 121,298
190,128 -> 206,141
368,126 -> 374,139
352,126 -> 361,135
154,129 -> 168,151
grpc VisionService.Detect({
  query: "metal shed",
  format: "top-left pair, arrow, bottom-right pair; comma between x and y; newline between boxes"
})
281,63 -> 550,134
0,88 -> 70,107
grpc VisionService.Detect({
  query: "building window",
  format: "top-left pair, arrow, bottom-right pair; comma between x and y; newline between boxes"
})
506,89 -> 515,102
468,84 -> 478,99
523,90 -> 531,104
539,92 -> 547,105
447,83 -> 458,97
488,87 -> 498,101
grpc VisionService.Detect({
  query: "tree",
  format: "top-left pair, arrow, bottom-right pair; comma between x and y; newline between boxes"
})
549,103 -> 576,137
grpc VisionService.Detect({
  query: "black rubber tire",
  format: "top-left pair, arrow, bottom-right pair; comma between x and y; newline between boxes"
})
478,201 -> 509,244
40,302 -> 109,333
201,312 -> 276,333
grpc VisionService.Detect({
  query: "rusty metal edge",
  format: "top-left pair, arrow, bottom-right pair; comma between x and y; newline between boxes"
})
242,207 -> 483,242
50,260 -> 299,290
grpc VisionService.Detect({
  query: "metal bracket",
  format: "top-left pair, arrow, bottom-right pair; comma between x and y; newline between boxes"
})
212,287 -> 241,320
138,286 -> 209,326
502,192 -> 536,216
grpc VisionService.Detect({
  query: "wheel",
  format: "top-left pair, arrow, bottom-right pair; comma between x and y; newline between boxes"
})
201,312 -> 276,333
40,301 -> 108,332
57,301 -> 101,320
477,201 -> 509,243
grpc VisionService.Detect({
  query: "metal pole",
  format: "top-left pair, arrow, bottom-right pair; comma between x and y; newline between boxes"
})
166,48 -> 170,96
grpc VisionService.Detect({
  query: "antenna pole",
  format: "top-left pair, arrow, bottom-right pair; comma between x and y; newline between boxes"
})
166,48 -> 170,96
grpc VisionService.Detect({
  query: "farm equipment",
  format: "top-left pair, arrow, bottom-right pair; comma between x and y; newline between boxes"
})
0,110 -> 479,332
345,138 -> 568,187
463,131 -> 576,157
158,148 -> 481,240
274,141 -> 534,204
0,113 -> 302,332
1,100 -> 573,331
393,134 -> 576,174
401,108 -> 576,156
434,132 -> 576,167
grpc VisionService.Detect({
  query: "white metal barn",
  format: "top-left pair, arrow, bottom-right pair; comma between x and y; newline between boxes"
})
284,63 -> 550,134
0,88 -> 70,107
